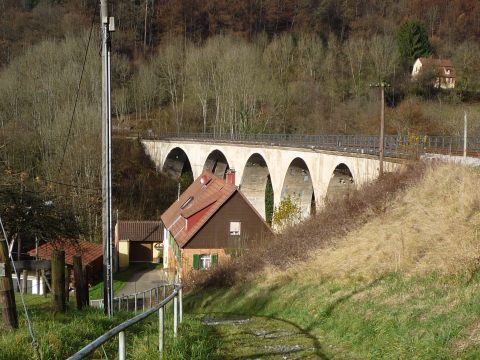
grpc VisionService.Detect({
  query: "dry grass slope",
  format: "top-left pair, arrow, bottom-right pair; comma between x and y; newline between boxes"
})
298,164 -> 480,281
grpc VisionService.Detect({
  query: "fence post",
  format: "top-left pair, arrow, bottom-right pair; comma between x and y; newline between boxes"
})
118,331 -> 126,360
82,266 -> 89,306
65,266 -> 71,302
51,250 -> 66,312
159,306 -> 164,357
142,291 -> 145,312
173,293 -> 178,338
22,269 -> 28,294
179,287 -> 183,323
134,293 -> 137,314
150,289 -> 152,308
73,256 -> 85,310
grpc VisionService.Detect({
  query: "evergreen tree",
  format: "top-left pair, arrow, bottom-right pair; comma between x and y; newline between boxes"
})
397,21 -> 431,69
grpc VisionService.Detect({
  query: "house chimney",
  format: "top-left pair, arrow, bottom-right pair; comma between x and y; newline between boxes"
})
225,169 -> 236,185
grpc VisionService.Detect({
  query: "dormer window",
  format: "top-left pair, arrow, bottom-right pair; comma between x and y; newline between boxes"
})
181,196 -> 194,209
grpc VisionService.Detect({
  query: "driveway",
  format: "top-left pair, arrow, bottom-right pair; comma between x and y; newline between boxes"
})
118,266 -> 168,296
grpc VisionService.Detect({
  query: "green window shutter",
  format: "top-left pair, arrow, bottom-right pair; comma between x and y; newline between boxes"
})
212,254 -> 218,267
193,254 -> 200,270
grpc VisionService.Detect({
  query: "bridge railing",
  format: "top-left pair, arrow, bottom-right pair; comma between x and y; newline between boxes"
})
68,284 -> 182,360
140,132 -> 480,158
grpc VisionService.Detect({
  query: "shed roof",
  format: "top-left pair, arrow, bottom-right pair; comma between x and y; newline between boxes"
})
116,220 -> 163,242
161,170 -> 237,248
28,239 -> 103,267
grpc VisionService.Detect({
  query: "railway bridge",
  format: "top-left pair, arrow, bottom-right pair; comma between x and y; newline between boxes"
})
141,134 -> 405,220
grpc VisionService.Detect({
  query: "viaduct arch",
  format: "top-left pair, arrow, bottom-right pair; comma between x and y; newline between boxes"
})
143,139 -> 401,222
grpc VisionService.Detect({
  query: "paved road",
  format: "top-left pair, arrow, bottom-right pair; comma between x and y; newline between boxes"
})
118,267 -> 168,296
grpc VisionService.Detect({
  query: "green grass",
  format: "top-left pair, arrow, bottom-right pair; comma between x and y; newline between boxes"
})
186,272 -> 480,359
0,294 -> 218,360
89,262 -> 159,300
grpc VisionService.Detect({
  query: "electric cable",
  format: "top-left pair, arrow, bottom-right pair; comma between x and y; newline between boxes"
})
58,4 -> 98,171
0,215 -> 39,355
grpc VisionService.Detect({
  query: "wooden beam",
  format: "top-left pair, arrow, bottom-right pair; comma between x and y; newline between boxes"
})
12,260 -> 51,272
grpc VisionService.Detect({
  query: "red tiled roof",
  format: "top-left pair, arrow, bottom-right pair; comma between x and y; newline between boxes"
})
161,170 -> 237,248
116,220 -> 163,242
28,239 -> 103,267
417,57 -> 455,78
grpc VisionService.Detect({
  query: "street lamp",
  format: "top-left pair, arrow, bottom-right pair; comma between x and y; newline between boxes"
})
370,81 -> 390,177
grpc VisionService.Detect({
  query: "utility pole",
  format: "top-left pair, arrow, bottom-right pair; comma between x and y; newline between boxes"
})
370,81 -> 390,177
100,0 -> 114,318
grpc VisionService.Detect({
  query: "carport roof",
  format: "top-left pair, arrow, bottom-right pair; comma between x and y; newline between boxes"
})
116,221 -> 163,242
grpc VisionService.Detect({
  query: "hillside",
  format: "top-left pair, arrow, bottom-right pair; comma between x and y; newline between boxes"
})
187,163 -> 480,359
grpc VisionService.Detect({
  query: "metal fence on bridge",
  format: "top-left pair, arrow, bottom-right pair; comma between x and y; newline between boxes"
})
139,132 -> 480,158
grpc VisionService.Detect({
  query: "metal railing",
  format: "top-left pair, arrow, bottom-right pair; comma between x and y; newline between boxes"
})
90,284 -> 173,314
68,284 -> 183,360
140,132 -> 480,159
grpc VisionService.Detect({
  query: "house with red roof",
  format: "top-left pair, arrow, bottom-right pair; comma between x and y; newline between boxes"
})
412,57 -> 456,89
161,169 -> 272,278
28,239 -> 103,284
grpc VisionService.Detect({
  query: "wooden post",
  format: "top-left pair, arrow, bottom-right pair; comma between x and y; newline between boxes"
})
0,233 -> 18,329
41,269 -> 48,297
51,250 -> 66,312
73,256 -> 85,310
22,269 -> 28,294
65,267 -> 71,302
82,265 -> 89,306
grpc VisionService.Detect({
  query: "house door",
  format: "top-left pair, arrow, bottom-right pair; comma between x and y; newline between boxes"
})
129,242 -> 153,262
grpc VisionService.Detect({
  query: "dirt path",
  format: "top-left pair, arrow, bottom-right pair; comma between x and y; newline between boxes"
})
201,314 -> 327,359
119,267 -> 167,296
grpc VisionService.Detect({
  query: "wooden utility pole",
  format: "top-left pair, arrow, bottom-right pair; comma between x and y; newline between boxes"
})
73,256 -> 86,310
370,81 -> 390,177
0,231 -> 18,329
379,84 -> 385,176
51,250 -> 66,312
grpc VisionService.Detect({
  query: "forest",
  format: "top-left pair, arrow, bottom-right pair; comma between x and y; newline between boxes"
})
1,0 -> 480,243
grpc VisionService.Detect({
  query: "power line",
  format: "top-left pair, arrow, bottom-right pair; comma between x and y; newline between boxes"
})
58,5 -> 98,171
0,215 -> 39,355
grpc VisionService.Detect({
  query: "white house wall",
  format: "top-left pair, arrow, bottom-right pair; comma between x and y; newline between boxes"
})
142,140 -> 401,220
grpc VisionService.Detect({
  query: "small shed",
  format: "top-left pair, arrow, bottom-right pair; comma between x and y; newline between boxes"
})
29,239 -> 103,284
114,220 -> 164,270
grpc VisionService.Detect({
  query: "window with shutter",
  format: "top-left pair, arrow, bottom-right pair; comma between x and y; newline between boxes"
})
212,254 -> 218,267
193,254 -> 200,270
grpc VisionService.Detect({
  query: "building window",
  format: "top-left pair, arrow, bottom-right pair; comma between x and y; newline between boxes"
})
193,253 -> 218,270
230,221 -> 241,236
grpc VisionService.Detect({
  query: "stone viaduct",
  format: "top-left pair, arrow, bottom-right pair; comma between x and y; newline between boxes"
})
142,139 -> 401,221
